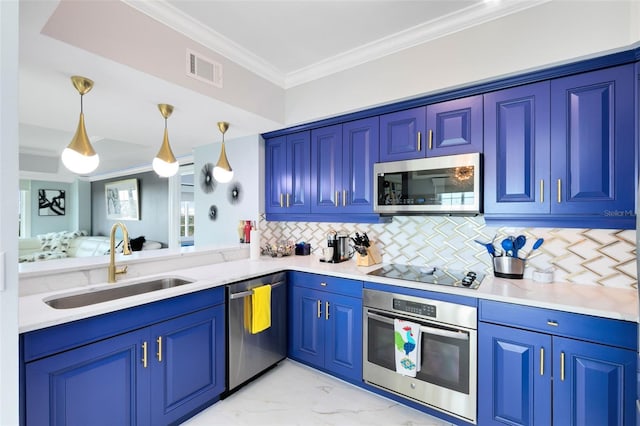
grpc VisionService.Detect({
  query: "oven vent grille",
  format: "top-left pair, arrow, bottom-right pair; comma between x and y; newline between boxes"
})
186,49 -> 223,88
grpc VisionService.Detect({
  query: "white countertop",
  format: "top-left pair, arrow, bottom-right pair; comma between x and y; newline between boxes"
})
19,254 -> 639,333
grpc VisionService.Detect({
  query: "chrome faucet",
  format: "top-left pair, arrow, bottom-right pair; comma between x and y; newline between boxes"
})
108,222 -> 132,283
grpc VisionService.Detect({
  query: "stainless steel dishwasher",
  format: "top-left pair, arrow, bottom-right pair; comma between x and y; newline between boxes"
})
226,272 -> 287,393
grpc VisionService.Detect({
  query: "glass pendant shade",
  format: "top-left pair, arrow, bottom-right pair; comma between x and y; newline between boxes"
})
213,121 -> 233,183
153,104 -> 178,177
62,76 -> 99,174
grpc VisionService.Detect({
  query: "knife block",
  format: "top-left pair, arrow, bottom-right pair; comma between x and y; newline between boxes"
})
356,243 -> 382,267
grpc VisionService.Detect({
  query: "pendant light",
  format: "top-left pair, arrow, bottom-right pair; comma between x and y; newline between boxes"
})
213,121 -> 233,183
61,76 -> 100,174
152,104 -> 179,177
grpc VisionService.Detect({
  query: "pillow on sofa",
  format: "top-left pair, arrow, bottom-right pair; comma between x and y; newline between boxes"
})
130,236 -> 146,251
38,230 -> 88,253
19,251 -> 68,263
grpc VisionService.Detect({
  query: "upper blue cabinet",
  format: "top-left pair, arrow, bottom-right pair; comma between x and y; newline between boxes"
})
550,64 -> 634,217
311,117 -> 379,214
265,131 -> 311,214
484,64 -> 635,228
379,95 -> 483,162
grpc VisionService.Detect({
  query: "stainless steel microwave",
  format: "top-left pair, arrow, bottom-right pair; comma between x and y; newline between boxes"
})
373,153 -> 481,215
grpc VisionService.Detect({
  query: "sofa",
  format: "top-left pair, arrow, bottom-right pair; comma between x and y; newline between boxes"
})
19,230 -> 162,263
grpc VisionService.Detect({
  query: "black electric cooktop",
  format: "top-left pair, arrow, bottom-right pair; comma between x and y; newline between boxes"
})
367,264 -> 484,289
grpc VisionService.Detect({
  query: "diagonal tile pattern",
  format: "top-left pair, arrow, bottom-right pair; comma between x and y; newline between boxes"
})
260,216 -> 637,289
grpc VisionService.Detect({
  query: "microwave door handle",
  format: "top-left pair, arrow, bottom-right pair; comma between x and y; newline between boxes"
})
366,311 -> 469,341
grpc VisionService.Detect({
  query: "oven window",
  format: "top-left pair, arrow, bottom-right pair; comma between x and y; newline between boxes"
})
366,312 -> 470,395
420,333 -> 469,394
367,315 -> 395,370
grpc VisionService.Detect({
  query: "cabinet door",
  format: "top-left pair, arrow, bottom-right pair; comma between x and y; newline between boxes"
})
484,82 -> 550,215
342,117 -> 379,213
289,286 -> 324,368
265,136 -> 288,213
265,132 -> 310,214
553,336 -> 636,426
25,329 -> 149,426
478,322 -> 551,426
287,131 -> 311,213
150,306 -> 225,426
426,95 -> 483,157
550,64 -> 634,215
324,293 -> 362,381
379,107 -> 426,161
311,124 -> 343,212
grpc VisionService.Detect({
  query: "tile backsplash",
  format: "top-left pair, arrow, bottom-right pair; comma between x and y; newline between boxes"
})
261,216 -> 637,289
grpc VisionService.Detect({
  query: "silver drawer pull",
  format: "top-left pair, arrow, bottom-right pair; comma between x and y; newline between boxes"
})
228,280 -> 285,300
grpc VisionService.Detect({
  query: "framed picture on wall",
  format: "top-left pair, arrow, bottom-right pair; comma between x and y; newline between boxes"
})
38,189 -> 66,216
105,178 -> 140,221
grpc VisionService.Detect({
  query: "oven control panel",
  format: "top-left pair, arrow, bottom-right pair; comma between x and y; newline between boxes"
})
393,298 -> 436,318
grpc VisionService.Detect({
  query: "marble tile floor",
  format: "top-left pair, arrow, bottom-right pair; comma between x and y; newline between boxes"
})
182,359 -> 453,426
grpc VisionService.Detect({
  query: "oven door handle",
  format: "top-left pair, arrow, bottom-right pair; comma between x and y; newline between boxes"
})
366,311 -> 469,341
228,280 -> 285,300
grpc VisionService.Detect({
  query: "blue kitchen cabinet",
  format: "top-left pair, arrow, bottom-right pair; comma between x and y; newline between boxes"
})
479,322 -> 552,426
311,117 -> 378,214
379,107 -> 426,161
265,131 -> 311,214
23,288 -> 225,426
479,300 -> 637,426
426,95 -> 483,156
485,64 -> 635,228
483,81 -> 551,215
288,272 -> 363,382
553,336 -> 636,426
149,306 -> 225,425
379,96 -> 482,162
25,328 -> 149,426
550,64 -> 635,217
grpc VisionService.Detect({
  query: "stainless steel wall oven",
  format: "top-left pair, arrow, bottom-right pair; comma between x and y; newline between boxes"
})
363,289 -> 477,424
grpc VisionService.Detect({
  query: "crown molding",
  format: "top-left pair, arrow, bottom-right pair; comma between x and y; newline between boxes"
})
122,0 -> 285,87
123,0 -> 551,90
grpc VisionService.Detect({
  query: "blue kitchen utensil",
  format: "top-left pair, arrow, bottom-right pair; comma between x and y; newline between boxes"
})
474,237 -> 496,257
524,238 -> 544,259
501,238 -> 514,257
513,235 -> 526,258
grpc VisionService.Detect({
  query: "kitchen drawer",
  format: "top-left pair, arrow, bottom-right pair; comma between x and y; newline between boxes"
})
479,299 -> 637,350
288,271 -> 362,298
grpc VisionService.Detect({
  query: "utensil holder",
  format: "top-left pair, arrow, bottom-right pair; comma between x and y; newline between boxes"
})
356,244 -> 382,267
493,256 -> 525,279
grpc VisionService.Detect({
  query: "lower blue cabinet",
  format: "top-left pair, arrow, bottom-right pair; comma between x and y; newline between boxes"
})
24,295 -> 225,426
288,272 -> 362,382
479,302 -> 636,426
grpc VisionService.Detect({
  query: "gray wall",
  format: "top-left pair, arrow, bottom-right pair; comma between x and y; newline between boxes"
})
91,171 -> 169,245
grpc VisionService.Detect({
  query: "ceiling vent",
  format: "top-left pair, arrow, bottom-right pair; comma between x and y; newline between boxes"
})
186,49 -> 223,88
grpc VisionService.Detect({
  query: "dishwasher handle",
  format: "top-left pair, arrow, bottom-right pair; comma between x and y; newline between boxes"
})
228,280 -> 285,300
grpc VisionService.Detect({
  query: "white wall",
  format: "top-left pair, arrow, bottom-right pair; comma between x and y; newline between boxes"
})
0,0 -> 20,423
194,134 -> 264,246
285,0 -> 640,125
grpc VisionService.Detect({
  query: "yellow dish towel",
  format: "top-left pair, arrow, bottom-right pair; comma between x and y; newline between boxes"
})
251,284 -> 271,334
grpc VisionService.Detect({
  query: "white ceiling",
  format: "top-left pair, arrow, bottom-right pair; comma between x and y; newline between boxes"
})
18,0 -> 544,180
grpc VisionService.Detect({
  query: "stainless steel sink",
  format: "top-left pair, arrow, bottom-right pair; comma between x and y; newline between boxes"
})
44,277 -> 194,309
